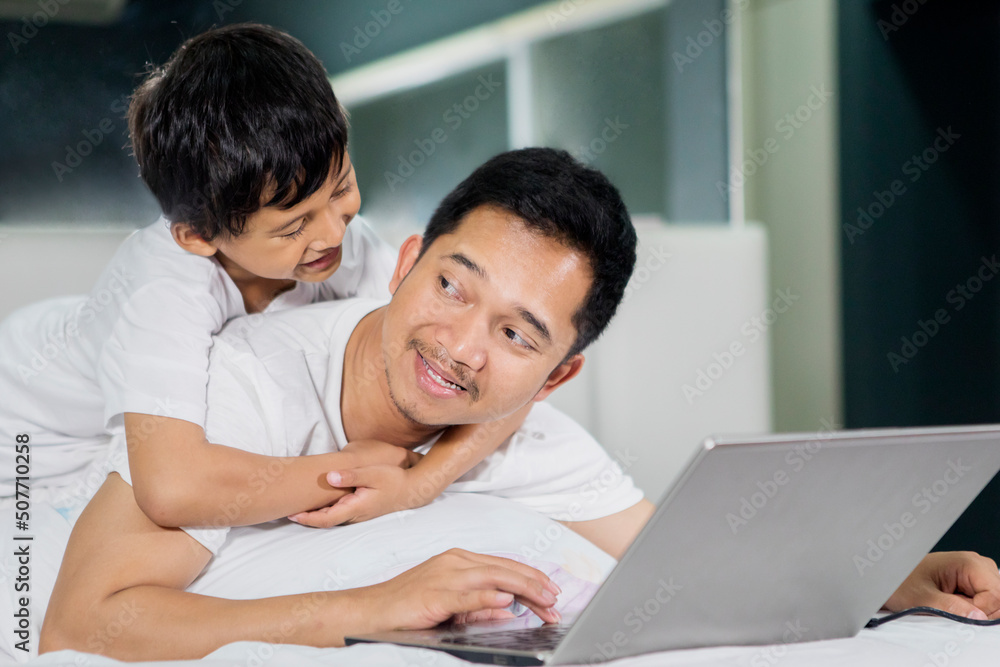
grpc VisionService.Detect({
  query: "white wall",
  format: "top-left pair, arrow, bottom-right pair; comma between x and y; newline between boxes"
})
546,219 -> 772,502
738,0 -> 842,432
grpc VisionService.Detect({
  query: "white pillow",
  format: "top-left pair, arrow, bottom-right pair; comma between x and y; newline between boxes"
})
191,492 -> 615,600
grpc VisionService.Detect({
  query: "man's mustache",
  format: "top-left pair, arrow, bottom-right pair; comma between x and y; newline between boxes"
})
407,339 -> 481,402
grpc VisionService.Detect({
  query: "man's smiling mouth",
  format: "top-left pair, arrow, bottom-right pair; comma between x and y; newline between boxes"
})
421,355 -> 466,391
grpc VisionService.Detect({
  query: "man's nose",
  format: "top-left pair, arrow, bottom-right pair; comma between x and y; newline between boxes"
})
439,310 -> 488,373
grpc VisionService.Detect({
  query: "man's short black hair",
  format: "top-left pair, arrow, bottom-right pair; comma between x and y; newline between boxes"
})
128,23 -> 348,240
421,147 -> 637,357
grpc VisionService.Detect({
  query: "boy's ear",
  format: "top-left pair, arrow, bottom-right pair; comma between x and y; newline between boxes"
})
389,234 -> 424,295
532,354 -> 585,403
170,223 -> 218,257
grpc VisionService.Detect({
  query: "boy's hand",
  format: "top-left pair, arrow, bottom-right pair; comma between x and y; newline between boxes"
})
287,439 -> 423,527
289,465 -> 420,527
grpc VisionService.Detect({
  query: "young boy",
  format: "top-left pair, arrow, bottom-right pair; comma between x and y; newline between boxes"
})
0,23 -> 524,528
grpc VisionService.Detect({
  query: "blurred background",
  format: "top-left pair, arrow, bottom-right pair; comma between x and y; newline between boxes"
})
1,0 -> 999,558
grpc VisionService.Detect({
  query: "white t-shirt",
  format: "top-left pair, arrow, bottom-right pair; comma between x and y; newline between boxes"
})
110,298 -> 644,553
0,216 -> 396,496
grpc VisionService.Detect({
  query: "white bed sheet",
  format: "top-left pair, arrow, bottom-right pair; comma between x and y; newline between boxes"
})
27,615 -> 1000,667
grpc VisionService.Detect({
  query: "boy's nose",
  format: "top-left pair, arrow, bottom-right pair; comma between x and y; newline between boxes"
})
314,207 -> 348,248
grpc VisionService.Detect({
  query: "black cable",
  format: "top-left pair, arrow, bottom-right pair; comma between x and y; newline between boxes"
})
866,606 -> 1000,628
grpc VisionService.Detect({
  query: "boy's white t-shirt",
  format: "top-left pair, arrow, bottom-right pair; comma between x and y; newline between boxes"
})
108,298 -> 645,553
0,216 -> 396,496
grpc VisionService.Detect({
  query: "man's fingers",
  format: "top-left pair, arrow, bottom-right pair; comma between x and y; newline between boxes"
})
452,550 -> 561,596
454,608 -> 517,625
452,561 -> 560,623
963,557 -> 1000,618
939,594 -> 989,621
446,589 -> 560,625
971,589 -> 1000,619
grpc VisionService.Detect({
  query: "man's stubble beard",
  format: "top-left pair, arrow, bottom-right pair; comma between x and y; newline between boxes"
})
384,363 -> 432,427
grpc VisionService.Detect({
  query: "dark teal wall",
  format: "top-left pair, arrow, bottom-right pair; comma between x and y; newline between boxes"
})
0,0 -> 549,223
839,0 -> 1000,558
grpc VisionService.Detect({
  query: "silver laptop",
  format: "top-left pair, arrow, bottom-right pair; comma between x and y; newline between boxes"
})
346,425 -> 1000,664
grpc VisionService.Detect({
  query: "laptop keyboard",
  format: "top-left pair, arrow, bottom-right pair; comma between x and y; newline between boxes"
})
445,624 -> 570,651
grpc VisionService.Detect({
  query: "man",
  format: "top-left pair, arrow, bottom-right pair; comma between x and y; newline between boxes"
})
39,149 -> 1000,660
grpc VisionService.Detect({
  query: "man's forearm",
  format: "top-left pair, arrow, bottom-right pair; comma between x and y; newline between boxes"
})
560,499 -> 656,560
42,583 -> 373,660
41,472 -> 374,659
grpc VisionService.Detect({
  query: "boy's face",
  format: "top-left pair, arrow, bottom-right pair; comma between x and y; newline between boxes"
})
210,154 -> 361,283
380,205 -> 591,427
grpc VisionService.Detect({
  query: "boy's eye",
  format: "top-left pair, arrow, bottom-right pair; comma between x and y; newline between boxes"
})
331,182 -> 353,199
282,223 -> 306,239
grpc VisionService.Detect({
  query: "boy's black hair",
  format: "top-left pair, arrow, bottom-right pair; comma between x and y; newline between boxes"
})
421,147 -> 637,358
128,23 -> 347,240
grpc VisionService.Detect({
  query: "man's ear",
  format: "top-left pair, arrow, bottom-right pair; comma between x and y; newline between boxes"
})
532,354 -> 585,403
170,223 -> 218,257
389,234 -> 424,295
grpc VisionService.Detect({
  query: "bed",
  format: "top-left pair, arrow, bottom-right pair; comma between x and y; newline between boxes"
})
2,227 -> 996,664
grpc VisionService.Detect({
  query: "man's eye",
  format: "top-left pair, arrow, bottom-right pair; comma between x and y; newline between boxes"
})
440,276 -> 460,297
504,328 -> 532,350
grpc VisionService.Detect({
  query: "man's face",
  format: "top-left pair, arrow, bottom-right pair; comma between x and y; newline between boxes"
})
381,204 -> 591,427
209,154 -> 361,283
